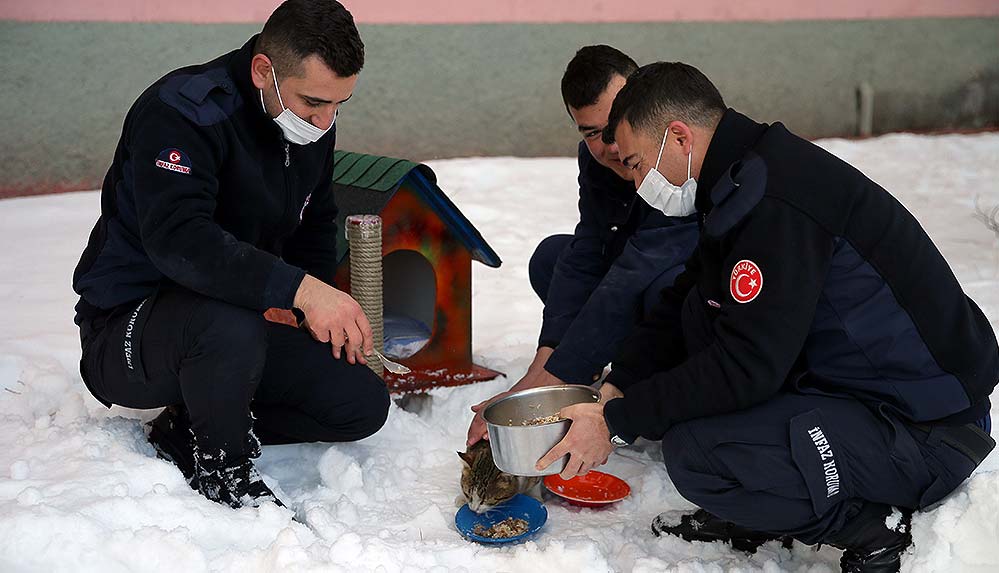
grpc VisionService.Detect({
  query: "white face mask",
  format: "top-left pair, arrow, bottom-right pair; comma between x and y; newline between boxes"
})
635,127 -> 697,217
260,67 -> 334,146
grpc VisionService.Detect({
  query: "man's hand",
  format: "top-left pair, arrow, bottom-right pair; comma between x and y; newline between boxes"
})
535,402 -> 613,480
598,381 -> 623,404
466,347 -> 562,446
294,274 -> 373,364
466,390 -> 512,447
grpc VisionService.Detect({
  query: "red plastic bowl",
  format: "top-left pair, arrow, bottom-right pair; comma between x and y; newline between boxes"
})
543,471 -> 631,507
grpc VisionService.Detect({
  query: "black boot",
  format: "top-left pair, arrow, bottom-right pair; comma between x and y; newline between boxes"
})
652,509 -> 794,553
828,503 -> 912,573
193,446 -> 285,509
147,405 -> 197,485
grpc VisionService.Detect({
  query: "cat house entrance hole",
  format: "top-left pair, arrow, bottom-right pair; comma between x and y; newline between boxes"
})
383,250 -> 436,358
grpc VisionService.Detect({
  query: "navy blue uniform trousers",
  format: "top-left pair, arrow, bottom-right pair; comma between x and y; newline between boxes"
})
662,385 -> 992,544
79,283 -> 390,458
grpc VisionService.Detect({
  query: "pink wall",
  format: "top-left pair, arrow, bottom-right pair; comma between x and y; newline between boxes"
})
4,0 -> 999,24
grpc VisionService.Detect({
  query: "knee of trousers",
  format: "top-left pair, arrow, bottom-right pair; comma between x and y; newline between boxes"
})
661,422 -> 725,505
324,366 -> 391,442
186,297 -> 268,371
528,234 -> 569,300
357,380 -> 391,441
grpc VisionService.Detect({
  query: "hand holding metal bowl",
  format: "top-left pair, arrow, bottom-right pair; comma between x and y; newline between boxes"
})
482,385 -> 600,476
535,399 -> 615,479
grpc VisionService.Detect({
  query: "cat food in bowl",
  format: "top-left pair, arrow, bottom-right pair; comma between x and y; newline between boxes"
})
473,517 -> 529,538
483,385 -> 599,477
455,494 -> 548,544
544,471 -> 631,507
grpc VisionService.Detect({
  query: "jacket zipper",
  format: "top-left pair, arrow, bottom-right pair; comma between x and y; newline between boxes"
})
280,138 -> 295,232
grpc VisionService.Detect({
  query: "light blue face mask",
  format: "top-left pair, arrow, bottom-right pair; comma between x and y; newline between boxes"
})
635,127 -> 697,217
260,67 -> 336,145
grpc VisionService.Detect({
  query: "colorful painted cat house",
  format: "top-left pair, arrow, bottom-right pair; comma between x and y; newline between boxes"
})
332,151 -> 502,393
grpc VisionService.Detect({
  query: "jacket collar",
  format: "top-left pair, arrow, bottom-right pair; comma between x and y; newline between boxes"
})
696,108 -> 768,214
229,34 -> 282,137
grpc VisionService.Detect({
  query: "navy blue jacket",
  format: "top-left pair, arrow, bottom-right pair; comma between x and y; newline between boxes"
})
540,142 -> 698,383
73,36 -> 337,322
604,109 -> 998,441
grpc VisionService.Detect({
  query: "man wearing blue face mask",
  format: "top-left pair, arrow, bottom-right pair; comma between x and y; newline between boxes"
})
466,46 -> 699,446
538,62 -> 996,573
72,0 -> 390,509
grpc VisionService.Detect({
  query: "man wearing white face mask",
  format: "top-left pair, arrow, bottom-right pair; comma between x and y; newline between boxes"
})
635,124 -> 698,217
538,62 -> 996,573
72,0 -> 390,509
466,46 -> 698,447
261,63 -> 339,146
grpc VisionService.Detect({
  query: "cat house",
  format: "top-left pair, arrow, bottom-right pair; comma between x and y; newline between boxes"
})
331,151 -> 502,393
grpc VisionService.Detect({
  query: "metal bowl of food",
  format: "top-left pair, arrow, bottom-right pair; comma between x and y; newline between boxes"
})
483,385 -> 599,476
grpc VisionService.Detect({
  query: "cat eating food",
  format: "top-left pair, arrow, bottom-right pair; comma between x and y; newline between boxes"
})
458,441 -> 542,513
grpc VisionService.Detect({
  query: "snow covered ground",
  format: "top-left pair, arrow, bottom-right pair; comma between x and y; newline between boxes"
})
1,133 -> 998,572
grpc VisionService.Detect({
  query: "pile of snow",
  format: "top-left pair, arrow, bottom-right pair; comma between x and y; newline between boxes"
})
0,133 -> 997,572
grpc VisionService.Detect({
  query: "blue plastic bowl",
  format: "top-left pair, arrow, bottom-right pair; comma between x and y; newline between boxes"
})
455,494 -> 548,544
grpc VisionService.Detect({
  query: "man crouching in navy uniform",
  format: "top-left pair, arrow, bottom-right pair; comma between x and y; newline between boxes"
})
72,0 -> 390,509
538,62 -> 997,572
466,46 -> 698,447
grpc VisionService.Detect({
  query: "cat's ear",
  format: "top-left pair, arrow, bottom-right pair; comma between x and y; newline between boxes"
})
457,451 -> 472,468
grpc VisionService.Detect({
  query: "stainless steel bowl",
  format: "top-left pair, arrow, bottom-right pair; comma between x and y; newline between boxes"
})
483,385 -> 599,476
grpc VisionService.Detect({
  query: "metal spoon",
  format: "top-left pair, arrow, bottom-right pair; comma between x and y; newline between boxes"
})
343,331 -> 411,374
370,349 -> 411,374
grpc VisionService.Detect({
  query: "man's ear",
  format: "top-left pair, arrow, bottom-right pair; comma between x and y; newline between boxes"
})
669,121 -> 694,155
250,53 -> 273,90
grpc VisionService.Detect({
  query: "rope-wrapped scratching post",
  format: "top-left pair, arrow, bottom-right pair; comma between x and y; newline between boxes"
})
346,215 -> 384,377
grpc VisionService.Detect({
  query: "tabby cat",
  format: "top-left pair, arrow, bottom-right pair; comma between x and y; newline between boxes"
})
458,441 -> 542,513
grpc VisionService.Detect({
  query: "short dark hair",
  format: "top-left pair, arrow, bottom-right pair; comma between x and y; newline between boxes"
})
256,0 -> 364,78
603,62 -> 725,143
560,45 -> 638,112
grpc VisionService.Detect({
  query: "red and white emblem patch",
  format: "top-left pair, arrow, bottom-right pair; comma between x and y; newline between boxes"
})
730,259 -> 763,304
155,148 -> 192,175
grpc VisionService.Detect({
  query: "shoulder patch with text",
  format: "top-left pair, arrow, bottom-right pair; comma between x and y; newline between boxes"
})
155,148 -> 192,175
730,259 -> 763,303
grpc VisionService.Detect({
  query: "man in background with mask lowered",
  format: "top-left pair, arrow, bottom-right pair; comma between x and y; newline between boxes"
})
72,0 -> 390,509
466,46 -> 699,446
537,63 -> 996,573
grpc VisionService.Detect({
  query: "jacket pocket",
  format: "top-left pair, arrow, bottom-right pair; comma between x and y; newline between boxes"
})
681,285 -> 719,356
915,423 -> 990,509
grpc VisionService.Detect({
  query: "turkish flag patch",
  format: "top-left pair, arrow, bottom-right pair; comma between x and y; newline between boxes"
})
730,259 -> 763,303
154,148 -> 192,175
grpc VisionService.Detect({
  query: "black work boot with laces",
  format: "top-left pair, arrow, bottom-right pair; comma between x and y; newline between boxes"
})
193,444 -> 285,509
828,503 -> 912,573
147,405 -> 197,486
652,509 -> 794,553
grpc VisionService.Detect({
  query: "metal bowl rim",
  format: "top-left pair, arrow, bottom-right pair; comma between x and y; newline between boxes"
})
483,384 -> 599,427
